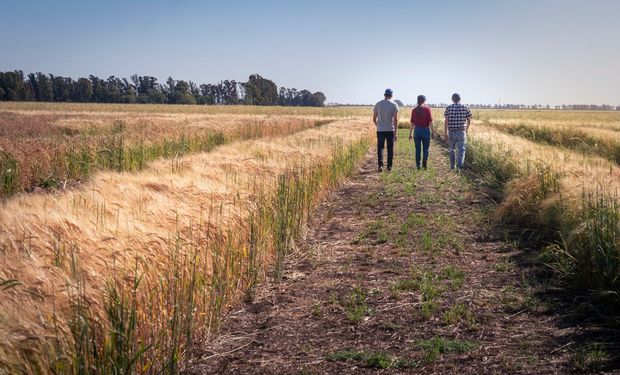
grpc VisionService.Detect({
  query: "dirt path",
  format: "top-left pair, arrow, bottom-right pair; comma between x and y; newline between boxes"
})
185,134 -> 579,374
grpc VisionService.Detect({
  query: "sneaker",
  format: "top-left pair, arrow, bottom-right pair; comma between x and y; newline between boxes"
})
378,166 -> 383,172
387,166 -> 392,172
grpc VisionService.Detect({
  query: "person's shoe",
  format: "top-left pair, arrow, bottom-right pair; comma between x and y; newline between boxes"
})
387,166 -> 392,172
378,166 -> 383,172
422,159 -> 427,169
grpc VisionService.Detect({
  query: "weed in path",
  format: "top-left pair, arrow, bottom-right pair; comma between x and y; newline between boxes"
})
396,213 -> 425,248
443,303 -> 476,327
390,278 -> 419,293
354,218 -> 389,245
442,265 -> 466,289
421,232 -> 437,254
417,271 -> 444,320
494,255 -> 516,272
327,350 -> 419,369
570,343 -> 610,372
345,287 -> 373,324
415,337 -> 479,363
311,303 -> 322,317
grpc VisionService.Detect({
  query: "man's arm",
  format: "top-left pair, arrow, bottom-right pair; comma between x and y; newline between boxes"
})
444,116 -> 448,138
393,111 -> 398,140
466,118 -> 471,132
373,110 -> 378,126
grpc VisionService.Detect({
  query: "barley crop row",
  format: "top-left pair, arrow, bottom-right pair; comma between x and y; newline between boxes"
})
436,118 -> 620,306
0,118 -> 372,374
0,106 -> 335,197
480,119 -> 620,164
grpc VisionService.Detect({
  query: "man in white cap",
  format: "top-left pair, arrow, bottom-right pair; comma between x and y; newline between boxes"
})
373,88 -> 399,172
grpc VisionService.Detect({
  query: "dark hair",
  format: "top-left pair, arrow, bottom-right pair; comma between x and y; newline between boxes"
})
415,95 -> 426,116
452,93 -> 461,103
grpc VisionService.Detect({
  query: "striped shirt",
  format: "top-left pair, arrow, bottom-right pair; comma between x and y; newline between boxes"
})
444,103 -> 472,131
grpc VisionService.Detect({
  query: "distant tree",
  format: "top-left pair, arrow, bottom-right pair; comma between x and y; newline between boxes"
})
165,77 -> 176,98
90,75 -> 107,102
167,79 -> 196,104
198,83 -> 215,104
121,78 -> 137,103
394,99 -> 404,107
0,70 -> 31,100
311,91 -> 326,107
51,75 -> 73,102
221,80 -> 239,104
72,78 -> 93,102
243,74 -> 277,105
189,81 -> 200,98
0,70 -> 327,106
276,87 -> 325,107
28,72 -> 54,101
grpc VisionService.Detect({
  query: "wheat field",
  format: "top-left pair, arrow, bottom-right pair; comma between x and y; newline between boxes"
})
1,102 -> 619,373
0,102 -> 373,373
433,108 -> 620,304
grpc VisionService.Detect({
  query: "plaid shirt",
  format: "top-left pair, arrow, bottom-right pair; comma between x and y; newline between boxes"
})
444,103 -> 472,131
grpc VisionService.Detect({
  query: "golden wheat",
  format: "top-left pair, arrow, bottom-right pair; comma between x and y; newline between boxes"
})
0,117 -> 372,373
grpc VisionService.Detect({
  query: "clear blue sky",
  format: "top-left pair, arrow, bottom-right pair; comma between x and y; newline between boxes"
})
2,0 -> 619,105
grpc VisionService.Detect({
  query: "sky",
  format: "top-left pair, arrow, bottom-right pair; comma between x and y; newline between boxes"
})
1,0 -> 619,105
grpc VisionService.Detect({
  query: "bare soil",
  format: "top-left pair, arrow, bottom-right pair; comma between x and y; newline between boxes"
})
184,136 -> 616,374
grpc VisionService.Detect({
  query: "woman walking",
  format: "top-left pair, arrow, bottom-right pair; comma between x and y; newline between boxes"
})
409,95 -> 433,169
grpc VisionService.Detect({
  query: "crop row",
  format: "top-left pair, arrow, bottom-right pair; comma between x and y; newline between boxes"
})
0,119 -> 373,374
440,123 -> 620,309
0,111 -> 332,197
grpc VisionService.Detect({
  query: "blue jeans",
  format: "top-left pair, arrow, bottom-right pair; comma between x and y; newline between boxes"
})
413,127 -> 431,168
448,130 -> 467,170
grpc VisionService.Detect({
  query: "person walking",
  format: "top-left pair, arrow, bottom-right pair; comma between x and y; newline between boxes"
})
444,93 -> 472,171
408,95 -> 433,170
373,88 -> 399,172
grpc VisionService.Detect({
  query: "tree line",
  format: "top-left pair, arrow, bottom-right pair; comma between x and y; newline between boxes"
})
0,71 -> 326,107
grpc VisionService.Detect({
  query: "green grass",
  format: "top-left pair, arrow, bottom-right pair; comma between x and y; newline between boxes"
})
0,150 -> 19,197
326,350 -> 419,369
345,287 -> 373,323
421,232 -> 436,254
353,218 -> 389,245
441,265 -> 466,289
390,278 -> 419,292
396,213 -> 425,248
570,343 -> 610,372
415,337 -> 479,363
443,303 -> 476,327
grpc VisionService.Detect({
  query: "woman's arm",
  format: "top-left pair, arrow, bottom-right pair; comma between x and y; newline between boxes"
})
409,110 -> 415,140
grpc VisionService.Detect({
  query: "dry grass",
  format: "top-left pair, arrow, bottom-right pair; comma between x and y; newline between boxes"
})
475,109 -> 620,132
446,116 -> 620,304
0,117 -> 373,373
469,124 -> 620,196
0,101 -> 376,117
0,105 -> 339,195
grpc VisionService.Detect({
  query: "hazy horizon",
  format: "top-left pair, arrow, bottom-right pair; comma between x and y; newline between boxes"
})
2,0 -> 619,106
